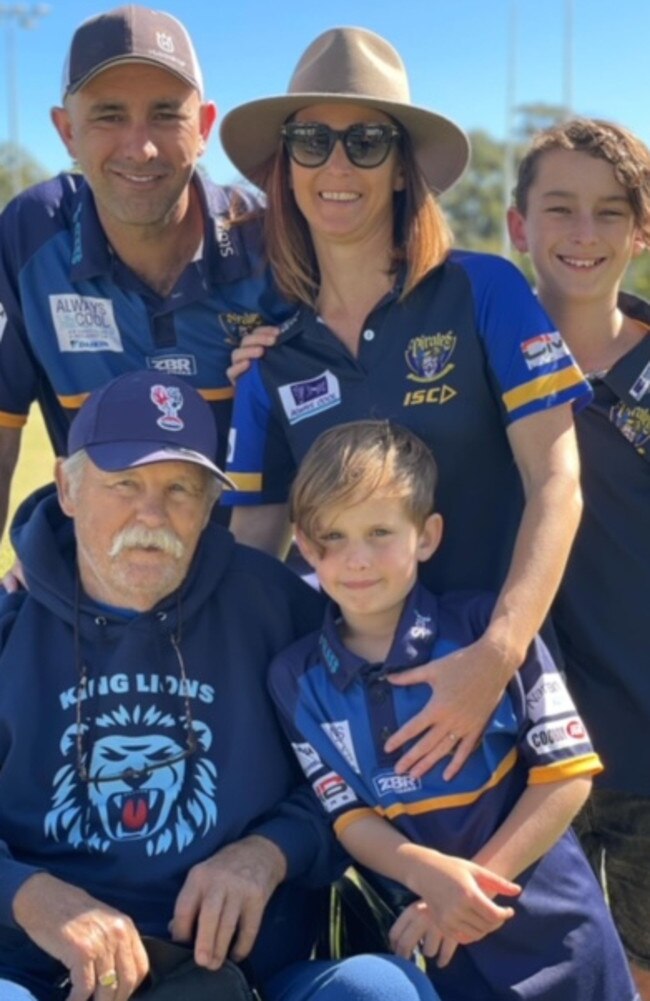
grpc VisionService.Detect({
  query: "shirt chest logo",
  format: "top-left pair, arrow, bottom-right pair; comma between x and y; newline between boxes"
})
609,401 -> 650,454
278,370 -> 341,424
218,311 -> 264,343
49,294 -> 122,353
403,333 -> 457,408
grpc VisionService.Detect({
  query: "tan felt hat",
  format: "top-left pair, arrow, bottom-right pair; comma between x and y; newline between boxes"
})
220,26 -> 470,194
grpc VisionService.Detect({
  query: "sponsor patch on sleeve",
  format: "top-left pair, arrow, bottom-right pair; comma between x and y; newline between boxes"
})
292,741 -> 323,778
313,771 -> 358,813
321,720 -> 360,773
526,677 -> 576,723
521,332 -> 570,370
526,716 -> 587,755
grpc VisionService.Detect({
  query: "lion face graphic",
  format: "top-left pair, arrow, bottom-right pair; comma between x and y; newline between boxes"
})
45,705 -> 218,857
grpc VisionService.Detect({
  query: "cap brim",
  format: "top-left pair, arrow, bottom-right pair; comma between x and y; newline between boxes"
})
220,93 -> 469,194
86,442 -> 237,490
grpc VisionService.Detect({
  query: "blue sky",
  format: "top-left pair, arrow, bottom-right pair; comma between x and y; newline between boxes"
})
4,0 -> 649,186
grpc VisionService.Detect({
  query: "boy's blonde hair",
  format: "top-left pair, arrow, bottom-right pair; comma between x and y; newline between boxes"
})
514,117 -> 650,243
290,420 -> 437,548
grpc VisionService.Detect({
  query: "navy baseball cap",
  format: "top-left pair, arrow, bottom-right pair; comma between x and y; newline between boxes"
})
68,371 -> 235,489
62,5 -> 204,101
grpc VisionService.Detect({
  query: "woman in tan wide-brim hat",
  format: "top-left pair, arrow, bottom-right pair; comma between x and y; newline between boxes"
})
220,21 -> 587,813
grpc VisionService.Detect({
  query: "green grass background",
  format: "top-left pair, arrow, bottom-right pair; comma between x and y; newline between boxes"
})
0,408 -> 54,576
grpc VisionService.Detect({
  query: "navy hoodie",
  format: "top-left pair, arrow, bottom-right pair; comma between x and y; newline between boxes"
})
0,488 -> 332,995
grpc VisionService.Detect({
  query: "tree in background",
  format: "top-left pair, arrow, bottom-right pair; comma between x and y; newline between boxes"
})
0,142 -> 49,210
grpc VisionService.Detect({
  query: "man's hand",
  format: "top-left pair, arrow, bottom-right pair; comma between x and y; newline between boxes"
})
385,635 -> 514,780
12,872 -> 148,1001
170,835 -> 287,970
227,326 -> 280,384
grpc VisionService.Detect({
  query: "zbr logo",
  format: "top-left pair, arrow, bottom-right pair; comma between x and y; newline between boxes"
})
610,401 -> 650,453
150,384 -> 184,431
405,332 -> 456,383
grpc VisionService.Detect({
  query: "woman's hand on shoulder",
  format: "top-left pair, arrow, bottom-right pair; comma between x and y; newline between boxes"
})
227,326 -> 280,384
384,634 -> 515,780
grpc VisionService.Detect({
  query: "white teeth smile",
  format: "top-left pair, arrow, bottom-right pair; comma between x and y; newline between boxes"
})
122,174 -> 158,183
320,191 -> 359,201
559,256 -> 604,268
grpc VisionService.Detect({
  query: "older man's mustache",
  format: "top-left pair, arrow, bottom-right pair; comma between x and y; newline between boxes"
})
109,525 -> 185,559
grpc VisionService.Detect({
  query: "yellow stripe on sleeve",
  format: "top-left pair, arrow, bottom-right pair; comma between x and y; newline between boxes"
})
227,472 -> 263,492
59,386 -> 234,409
0,410 -> 28,429
502,367 -> 584,413
333,807 -> 377,837
200,387 -> 235,402
58,393 -> 90,410
528,752 -> 603,785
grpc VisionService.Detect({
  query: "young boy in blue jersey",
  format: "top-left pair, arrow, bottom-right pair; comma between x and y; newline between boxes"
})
507,117 -> 650,1001
269,420 -> 637,1001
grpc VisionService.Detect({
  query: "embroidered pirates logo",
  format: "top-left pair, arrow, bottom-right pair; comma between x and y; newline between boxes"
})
610,401 -> 650,453
405,332 -> 456,383
218,311 -> 265,344
150,384 -> 184,431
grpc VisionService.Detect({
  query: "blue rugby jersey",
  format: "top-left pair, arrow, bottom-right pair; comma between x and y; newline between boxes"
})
269,583 -> 635,1000
0,172 -> 290,469
224,251 -> 591,592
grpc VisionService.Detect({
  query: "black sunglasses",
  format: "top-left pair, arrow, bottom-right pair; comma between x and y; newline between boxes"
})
281,122 -> 401,169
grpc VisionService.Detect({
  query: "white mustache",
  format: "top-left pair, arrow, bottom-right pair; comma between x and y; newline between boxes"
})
109,525 -> 185,559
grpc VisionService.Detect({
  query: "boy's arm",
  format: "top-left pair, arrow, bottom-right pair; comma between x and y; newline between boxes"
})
337,811 -> 520,945
472,774 -> 592,880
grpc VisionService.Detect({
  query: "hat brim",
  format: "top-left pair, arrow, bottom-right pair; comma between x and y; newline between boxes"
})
220,93 -> 470,194
86,442 -> 236,490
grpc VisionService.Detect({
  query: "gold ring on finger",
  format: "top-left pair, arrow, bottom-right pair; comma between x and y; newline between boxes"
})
98,970 -> 119,989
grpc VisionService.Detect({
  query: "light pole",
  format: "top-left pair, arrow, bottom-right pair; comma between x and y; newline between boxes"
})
563,0 -> 574,119
0,3 -> 51,197
502,0 -> 517,259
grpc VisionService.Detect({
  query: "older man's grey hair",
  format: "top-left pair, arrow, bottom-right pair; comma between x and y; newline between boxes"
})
60,449 -> 222,506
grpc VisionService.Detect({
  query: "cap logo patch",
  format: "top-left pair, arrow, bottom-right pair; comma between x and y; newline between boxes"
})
156,31 -> 175,54
150,384 -> 184,431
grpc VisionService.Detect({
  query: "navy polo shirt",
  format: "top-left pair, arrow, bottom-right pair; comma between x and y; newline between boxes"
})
225,251 -> 591,592
0,171 -> 291,468
553,291 -> 650,793
269,583 -> 634,1000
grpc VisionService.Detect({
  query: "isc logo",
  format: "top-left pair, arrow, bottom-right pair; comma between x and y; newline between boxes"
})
403,385 -> 457,407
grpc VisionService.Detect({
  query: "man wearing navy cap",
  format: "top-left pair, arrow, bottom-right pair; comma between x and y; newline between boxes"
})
0,372 -> 437,1001
0,4 -> 289,542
